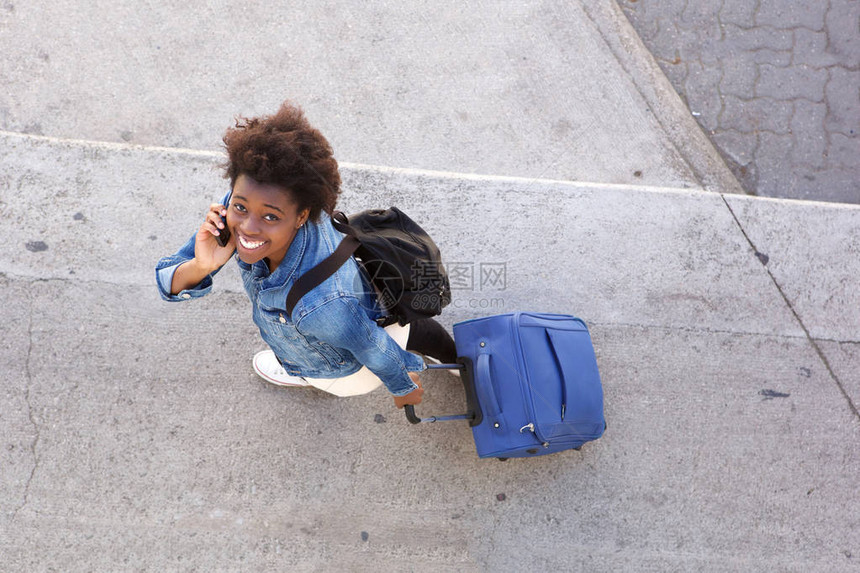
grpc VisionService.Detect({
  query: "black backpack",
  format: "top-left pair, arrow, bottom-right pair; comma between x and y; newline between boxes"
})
286,207 -> 452,327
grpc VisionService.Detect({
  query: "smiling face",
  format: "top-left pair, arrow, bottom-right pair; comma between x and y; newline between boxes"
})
226,174 -> 310,272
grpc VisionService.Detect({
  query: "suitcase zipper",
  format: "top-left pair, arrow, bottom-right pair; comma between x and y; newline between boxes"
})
512,315 -> 551,449
520,421 -> 552,447
519,422 -> 548,448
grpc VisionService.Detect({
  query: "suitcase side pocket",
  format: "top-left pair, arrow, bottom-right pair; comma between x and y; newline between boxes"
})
543,328 -> 605,441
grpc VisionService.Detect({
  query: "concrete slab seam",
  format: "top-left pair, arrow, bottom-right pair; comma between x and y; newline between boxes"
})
812,337 -> 860,346
0,129 -> 223,160
8,128 -> 856,208
0,129 -> 699,196
720,193 -> 860,421
590,320 -> 814,344
10,292 -> 40,523
341,160 -> 699,196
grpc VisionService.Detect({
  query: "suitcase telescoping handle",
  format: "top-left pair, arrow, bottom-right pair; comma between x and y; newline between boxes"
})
403,361 -> 482,426
403,406 -> 473,424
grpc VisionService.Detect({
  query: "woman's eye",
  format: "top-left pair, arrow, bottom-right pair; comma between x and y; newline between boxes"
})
264,214 -> 280,222
233,204 -> 246,212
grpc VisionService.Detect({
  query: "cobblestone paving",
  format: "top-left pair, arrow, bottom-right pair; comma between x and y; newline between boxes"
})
620,0 -> 859,204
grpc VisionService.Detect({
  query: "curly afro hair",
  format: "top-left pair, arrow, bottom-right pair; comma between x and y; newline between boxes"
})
222,102 -> 341,222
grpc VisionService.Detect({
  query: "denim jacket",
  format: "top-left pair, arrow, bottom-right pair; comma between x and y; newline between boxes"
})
155,206 -> 425,396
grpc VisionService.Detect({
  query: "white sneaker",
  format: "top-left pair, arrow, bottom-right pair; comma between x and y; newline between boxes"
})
253,350 -> 310,387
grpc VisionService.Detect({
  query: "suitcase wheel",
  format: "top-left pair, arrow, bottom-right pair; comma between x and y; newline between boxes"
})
497,457 -> 509,462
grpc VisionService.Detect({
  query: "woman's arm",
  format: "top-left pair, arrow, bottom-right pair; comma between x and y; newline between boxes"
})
296,297 -> 427,404
155,199 -> 235,300
169,258 -> 220,295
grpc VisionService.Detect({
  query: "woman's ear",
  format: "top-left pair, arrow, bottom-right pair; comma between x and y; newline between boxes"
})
297,208 -> 310,228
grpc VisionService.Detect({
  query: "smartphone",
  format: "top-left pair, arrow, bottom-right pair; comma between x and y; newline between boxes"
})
215,192 -> 232,247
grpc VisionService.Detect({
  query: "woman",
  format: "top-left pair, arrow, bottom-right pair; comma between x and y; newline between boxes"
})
155,101 -> 456,408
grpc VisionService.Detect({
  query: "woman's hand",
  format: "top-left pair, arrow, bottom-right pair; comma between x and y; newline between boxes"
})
393,372 -> 424,408
194,203 -> 236,272
169,203 -> 236,295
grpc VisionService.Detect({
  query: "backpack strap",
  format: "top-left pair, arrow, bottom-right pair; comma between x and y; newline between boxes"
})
329,210 -> 355,237
285,235 -> 359,316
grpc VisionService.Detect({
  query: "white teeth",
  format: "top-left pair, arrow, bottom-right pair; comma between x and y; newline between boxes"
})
239,236 -> 265,250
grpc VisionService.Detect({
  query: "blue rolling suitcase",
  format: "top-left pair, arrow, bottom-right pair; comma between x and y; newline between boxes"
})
406,312 -> 606,459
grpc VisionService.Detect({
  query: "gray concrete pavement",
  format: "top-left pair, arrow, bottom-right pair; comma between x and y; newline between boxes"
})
621,0 -> 860,204
0,0 -> 739,193
2,1 -> 860,571
1,132 -> 858,571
